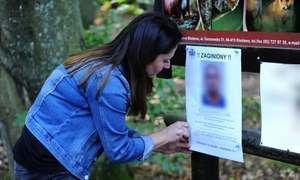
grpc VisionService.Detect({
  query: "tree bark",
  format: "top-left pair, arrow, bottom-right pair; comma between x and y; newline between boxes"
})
0,0 -> 85,99
0,65 -> 25,178
0,0 -> 84,177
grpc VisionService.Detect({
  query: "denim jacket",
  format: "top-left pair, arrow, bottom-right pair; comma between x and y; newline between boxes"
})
25,63 -> 154,180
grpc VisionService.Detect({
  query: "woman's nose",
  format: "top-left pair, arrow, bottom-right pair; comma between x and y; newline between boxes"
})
164,61 -> 171,69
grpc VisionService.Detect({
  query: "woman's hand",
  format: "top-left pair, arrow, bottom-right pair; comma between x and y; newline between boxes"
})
149,121 -> 190,153
161,121 -> 189,143
155,141 -> 190,154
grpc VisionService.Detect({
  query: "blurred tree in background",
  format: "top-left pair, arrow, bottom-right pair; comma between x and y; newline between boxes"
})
0,0 -> 83,178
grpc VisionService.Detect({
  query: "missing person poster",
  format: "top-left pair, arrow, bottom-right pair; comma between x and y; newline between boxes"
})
261,62 -> 300,153
185,46 -> 243,162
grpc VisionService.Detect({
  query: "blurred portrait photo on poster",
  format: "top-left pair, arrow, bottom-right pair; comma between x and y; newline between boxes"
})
202,62 -> 226,108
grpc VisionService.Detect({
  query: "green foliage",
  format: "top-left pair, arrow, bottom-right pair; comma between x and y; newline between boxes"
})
242,97 -> 261,122
172,66 -> 185,79
129,152 -> 189,175
84,11 -> 125,48
13,111 -> 27,139
90,156 -> 133,180
265,159 -> 299,171
2,171 -> 10,180
84,0 -> 154,48
150,153 -> 187,174
148,78 -> 185,116
14,111 -> 27,126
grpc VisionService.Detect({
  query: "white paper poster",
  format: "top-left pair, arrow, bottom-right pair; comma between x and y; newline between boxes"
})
261,62 -> 300,153
185,46 -> 243,162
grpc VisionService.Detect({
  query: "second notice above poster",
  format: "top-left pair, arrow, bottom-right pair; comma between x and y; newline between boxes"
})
185,46 -> 243,162
160,0 -> 298,32
158,0 -> 300,48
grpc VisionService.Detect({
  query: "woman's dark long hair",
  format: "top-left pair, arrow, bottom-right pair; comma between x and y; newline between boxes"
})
64,13 -> 182,117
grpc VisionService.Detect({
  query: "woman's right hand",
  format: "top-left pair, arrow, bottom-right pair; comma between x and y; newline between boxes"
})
161,121 -> 189,143
150,121 -> 190,151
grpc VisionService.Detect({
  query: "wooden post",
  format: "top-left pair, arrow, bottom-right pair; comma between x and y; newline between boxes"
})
192,152 -> 219,180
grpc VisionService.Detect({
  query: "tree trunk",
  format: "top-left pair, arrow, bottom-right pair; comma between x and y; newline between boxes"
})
0,0 -> 85,99
0,0 -> 84,177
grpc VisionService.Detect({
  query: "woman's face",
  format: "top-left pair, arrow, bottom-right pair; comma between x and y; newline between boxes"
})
146,46 -> 177,77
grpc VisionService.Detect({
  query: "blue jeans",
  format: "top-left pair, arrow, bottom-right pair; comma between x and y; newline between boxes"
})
14,161 -> 78,180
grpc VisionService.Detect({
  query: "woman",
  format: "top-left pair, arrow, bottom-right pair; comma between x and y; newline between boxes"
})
13,13 -> 189,180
